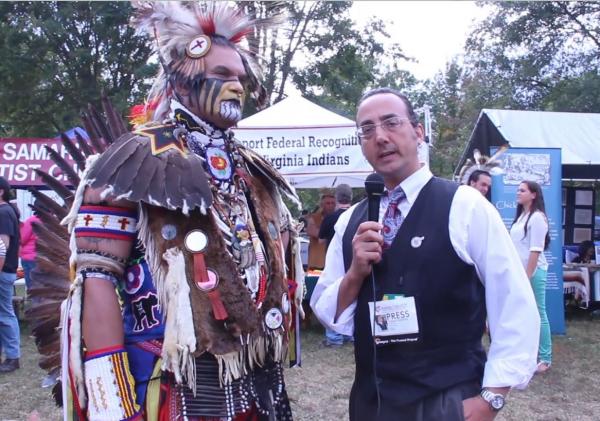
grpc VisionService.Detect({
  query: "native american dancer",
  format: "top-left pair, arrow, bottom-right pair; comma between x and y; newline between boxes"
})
456,146 -> 507,188
26,2 -> 304,420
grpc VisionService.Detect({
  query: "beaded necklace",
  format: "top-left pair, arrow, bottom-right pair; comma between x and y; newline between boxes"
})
170,104 -> 269,304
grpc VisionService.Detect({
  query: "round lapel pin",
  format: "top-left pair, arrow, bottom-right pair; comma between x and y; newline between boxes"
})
410,236 -> 425,248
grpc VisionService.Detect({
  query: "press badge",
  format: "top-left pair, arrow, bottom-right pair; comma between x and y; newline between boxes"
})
368,296 -> 419,345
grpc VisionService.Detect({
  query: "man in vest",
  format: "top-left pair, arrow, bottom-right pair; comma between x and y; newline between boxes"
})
311,88 -> 540,420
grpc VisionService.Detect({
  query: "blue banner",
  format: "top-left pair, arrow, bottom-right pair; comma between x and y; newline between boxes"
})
491,148 -> 564,334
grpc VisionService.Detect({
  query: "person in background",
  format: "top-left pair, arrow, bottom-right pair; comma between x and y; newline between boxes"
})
319,184 -> 354,347
510,180 -> 552,374
468,170 -> 492,197
0,176 -> 21,373
306,191 -> 336,269
319,184 -> 353,248
572,240 -> 595,264
20,200 -> 43,291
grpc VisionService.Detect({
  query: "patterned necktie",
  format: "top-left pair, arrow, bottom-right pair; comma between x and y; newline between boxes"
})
382,187 -> 406,248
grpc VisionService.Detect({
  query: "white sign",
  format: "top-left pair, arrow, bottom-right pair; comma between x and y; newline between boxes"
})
233,125 -> 373,188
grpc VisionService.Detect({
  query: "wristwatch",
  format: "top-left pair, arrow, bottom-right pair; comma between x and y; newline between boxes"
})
480,389 -> 505,411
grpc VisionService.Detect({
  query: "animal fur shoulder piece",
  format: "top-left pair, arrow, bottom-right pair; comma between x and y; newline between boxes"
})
86,125 -> 213,214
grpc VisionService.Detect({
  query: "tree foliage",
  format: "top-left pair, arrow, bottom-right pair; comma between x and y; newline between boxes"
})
425,1 -> 600,178
0,1 -> 154,137
242,1 -> 412,118
464,1 -> 600,111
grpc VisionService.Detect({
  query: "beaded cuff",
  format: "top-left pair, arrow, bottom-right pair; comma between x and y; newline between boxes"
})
84,346 -> 141,421
75,205 -> 137,241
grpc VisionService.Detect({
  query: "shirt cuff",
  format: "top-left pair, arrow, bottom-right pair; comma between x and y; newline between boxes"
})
529,246 -> 544,252
482,354 -> 537,390
311,276 -> 356,336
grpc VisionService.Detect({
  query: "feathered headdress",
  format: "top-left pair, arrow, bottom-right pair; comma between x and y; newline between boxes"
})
457,145 -> 508,185
131,1 -> 279,122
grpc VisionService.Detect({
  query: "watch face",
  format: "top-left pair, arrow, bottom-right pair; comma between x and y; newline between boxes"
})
491,396 -> 505,410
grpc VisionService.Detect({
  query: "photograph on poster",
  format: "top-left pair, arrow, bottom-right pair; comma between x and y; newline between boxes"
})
575,190 -> 594,206
501,153 -> 551,185
574,208 -> 593,225
573,228 -> 592,243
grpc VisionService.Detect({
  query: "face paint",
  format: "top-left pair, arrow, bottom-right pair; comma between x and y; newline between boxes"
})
201,78 -> 245,124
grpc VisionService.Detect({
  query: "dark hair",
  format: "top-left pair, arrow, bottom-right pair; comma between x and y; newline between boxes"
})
0,176 -> 12,202
358,87 -> 419,127
468,169 -> 491,185
511,180 -> 550,250
10,201 -> 20,220
574,240 -> 595,263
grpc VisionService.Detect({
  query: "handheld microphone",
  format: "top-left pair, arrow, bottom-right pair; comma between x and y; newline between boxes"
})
364,172 -> 385,415
365,173 -> 385,222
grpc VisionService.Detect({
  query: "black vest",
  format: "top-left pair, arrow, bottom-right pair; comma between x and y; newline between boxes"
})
343,177 -> 486,414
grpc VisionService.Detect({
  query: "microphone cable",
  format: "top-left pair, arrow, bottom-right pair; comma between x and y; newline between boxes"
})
371,270 -> 381,416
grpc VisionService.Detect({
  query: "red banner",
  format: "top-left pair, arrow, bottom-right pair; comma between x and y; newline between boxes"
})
0,138 -> 78,186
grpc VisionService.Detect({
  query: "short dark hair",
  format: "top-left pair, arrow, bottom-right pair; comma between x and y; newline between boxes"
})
0,176 -> 12,202
358,87 -> 419,127
335,184 -> 352,205
468,169 -> 491,185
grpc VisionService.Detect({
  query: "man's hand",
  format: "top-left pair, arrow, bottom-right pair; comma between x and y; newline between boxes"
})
462,396 -> 498,421
347,221 -> 384,282
335,221 -> 383,319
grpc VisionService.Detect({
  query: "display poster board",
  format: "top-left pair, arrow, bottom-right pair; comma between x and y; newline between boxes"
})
491,147 -> 565,334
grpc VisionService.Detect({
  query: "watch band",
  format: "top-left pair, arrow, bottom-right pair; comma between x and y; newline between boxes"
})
480,389 -> 505,411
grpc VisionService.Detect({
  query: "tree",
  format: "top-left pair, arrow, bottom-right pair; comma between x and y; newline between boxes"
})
464,1 -> 600,111
0,2 -> 154,137
241,1 -> 414,117
293,16 -> 412,118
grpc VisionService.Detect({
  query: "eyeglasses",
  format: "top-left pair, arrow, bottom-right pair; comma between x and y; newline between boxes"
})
356,116 -> 412,141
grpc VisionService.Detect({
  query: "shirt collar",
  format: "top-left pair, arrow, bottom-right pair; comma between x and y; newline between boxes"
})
386,165 -> 433,206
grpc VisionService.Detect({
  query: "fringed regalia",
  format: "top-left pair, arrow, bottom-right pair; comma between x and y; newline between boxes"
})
26,2 -> 304,420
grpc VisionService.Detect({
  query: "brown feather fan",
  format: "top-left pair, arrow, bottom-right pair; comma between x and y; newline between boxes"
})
26,97 -> 125,406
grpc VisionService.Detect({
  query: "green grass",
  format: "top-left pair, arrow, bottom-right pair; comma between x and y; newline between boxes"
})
2,313 -> 599,420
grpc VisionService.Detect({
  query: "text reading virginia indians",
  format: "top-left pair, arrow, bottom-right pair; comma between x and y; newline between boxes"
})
239,134 -> 358,170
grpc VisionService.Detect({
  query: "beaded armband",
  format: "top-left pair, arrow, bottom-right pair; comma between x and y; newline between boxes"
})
75,205 -> 137,241
77,251 -> 127,282
74,205 -> 136,282
84,346 -> 141,421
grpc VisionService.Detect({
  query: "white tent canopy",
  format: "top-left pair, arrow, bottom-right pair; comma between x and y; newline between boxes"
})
233,96 -> 372,188
458,109 -> 600,180
237,95 -> 354,128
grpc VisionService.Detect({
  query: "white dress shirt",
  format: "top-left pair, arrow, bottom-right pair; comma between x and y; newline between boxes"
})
510,211 -> 549,271
310,166 -> 540,389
